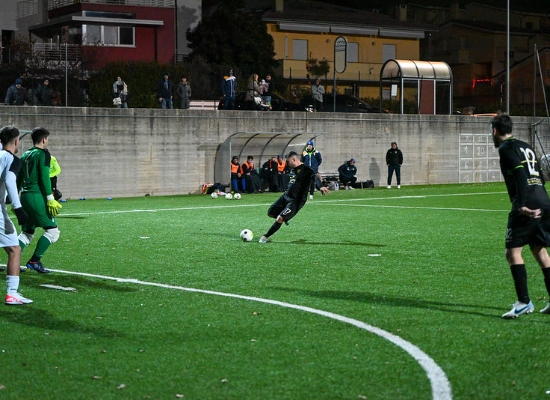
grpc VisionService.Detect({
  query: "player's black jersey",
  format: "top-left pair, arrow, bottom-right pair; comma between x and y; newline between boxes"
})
285,164 -> 315,204
499,137 -> 550,209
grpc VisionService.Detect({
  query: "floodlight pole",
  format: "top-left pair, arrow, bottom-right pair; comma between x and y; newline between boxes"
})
506,0 -> 510,114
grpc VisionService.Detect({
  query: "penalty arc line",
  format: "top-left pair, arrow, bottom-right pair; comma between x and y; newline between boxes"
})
47,268 -> 452,400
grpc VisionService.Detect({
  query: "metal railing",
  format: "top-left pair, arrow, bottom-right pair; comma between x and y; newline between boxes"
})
33,43 -> 82,62
0,43 -> 81,66
48,0 -> 175,10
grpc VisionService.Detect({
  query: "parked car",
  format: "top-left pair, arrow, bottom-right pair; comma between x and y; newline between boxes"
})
218,92 -> 302,111
301,94 -> 386,113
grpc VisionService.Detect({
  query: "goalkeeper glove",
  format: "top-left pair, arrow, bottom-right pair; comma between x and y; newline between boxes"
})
47,199 -> 62,217
13,207 -> 28,225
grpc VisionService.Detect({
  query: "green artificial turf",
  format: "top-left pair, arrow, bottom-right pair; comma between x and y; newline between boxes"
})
0,183 -> 548,399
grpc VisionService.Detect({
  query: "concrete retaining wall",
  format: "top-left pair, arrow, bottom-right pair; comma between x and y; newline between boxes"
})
0,105 -> 541,199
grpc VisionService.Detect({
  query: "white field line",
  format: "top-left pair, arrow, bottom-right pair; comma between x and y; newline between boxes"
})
61,191 -> 508,217
45,268 -> 452,400
329,204 -> 507,212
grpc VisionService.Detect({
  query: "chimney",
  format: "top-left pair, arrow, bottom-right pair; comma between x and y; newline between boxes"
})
398,4 -> 407,22
276,0 -> 283,12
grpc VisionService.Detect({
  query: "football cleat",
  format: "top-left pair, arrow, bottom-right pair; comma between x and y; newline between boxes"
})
0,267 -> 4,272
387,185 -> 391,189
26,261 -> 51,274
5,292 -> 33,305
309,194 -> 314,200
259,236 -> 271,243
502,301 -> 534,319
540,302 -> 550,314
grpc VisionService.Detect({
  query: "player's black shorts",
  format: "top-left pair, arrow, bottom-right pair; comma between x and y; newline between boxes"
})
506,209 -> 550,249
268,195 -> 302,222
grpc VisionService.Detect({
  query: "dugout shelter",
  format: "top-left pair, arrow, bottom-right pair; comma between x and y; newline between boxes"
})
215,132 -> 330,186
379,59 -> 453,115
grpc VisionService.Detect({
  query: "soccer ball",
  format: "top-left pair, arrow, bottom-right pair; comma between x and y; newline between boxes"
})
234,193 -> 241,200
226,193 -> 233,200
211,192 -> 218,199
240,229 -> 253,242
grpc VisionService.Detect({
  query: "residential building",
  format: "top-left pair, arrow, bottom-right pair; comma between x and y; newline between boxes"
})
1,0 -> 201,69
397,0 -> 550,112
253,0 -> 434,98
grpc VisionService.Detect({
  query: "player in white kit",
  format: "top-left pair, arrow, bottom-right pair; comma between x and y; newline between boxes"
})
0,126 -> 32,304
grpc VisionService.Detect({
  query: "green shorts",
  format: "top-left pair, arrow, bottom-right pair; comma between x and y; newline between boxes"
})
21,192 -> 56,230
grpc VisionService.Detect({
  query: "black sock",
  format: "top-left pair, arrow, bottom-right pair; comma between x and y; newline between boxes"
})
510,264 -> 530,304
542,267 -> 550,300
265,221 -> 282,238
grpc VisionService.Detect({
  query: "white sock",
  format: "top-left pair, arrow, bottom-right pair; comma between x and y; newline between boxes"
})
6,275 -> 19,293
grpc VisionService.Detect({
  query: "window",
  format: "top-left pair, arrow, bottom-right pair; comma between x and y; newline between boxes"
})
293,39 -> 307,60
347,42 -> 358,63
17,0 -> 38,18
83,24 -> 135,46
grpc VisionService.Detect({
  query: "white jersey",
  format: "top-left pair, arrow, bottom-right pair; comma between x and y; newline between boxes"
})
0,150 -> 22,247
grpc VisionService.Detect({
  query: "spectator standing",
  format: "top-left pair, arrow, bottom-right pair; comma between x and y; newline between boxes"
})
4,79 -> 30,106
35,78 -> 54,106
221,68 -> 237,110
338,158 -> 357,190
386,142 -> 403,188
231,156 -> 244,193
302,140 -> 322,200
491,114 -> 550,318
263,74 -> 274,110
277,154 -> 289,192
311,78 -> 325,112
244,74 -> 261,110
176,77 -> 192,109
241,156 -> 262,193
156,72 -> 174,109
0,126 -> 32,304
112,76 -> 129,108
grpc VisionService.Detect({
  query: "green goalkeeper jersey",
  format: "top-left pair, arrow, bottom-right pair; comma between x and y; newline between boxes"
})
17,147 -> 53,196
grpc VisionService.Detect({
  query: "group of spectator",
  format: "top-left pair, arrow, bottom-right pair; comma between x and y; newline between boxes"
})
4,78 -> 60,106
154,72 -> 192,110
221,68 -> 274,110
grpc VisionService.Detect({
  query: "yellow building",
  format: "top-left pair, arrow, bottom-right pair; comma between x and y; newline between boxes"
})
260,0 -> 434,98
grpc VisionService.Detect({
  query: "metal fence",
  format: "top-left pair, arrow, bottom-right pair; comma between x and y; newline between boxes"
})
48,0 -> 175,10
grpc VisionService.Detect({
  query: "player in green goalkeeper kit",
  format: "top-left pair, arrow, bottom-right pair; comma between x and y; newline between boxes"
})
17,127 -> 62,273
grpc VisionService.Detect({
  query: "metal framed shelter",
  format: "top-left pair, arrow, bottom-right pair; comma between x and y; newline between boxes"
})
379,60 -> 453,115
214,132 -> 330,185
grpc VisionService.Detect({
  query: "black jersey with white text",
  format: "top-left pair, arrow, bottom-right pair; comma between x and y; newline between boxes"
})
498,137 -> 550,210
285,164 -> 316,204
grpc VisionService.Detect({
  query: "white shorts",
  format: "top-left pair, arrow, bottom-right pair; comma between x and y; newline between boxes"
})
0,209 -> 19,247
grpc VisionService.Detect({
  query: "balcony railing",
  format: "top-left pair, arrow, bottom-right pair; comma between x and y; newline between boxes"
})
33,43 -> 82,62
48,0 -> 175,10
0,43 -> 82,65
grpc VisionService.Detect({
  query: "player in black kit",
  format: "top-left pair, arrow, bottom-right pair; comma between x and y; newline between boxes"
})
492,114 -> 550,318
259,151 -> 330,243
